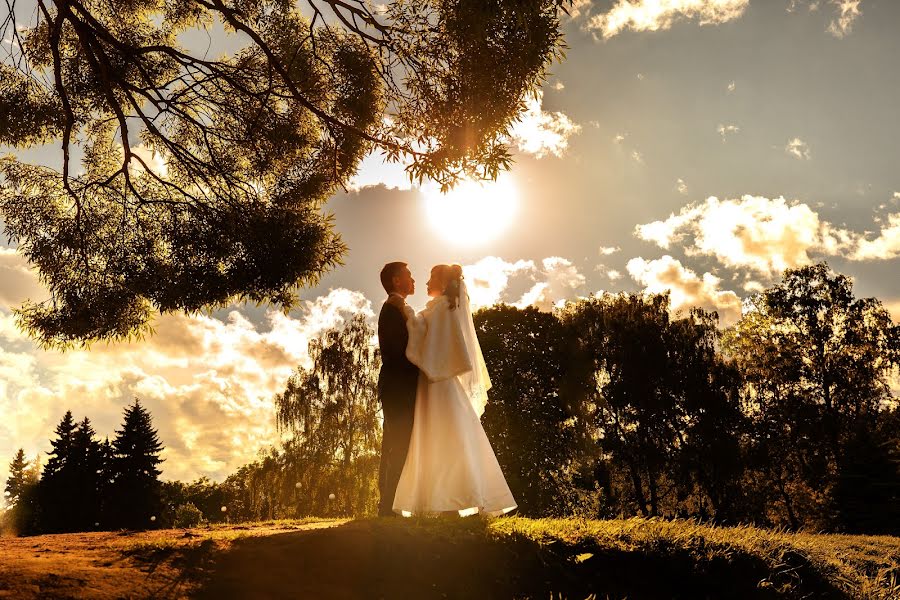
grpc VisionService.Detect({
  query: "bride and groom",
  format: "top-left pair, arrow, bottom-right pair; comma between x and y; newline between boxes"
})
376,262 -> 517,517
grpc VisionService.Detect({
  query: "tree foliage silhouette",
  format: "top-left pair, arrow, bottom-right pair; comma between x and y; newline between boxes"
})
0,0 -> 569,348
475,304 -> 588,516
108,399 -> 165,529
561,295 -> 745,519
4,448 -> 30,508
39,409 -> 79,531
274,314 -> 381,516
723,263 -> 900,529
2,449 -> 39,534
69,417 -> 104,530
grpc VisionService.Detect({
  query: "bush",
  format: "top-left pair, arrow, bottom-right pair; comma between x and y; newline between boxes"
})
173,502 -> 204,528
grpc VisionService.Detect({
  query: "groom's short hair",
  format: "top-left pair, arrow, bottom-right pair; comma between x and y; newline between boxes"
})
380,262 -> 408,294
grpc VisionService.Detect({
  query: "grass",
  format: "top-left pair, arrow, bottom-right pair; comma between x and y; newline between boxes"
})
10,515 -> 895,598
359,515 -> 900,599
118,516 -> 345,554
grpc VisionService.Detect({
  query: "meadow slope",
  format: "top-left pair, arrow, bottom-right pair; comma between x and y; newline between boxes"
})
0,516 -> 898,599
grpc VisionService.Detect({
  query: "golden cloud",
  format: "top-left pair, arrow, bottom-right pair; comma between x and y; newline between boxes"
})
626,255 -> 743,325
588,0 -> 750,38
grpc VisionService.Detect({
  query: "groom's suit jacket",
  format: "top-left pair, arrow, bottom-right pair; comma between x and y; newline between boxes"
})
376,295 -> 420,516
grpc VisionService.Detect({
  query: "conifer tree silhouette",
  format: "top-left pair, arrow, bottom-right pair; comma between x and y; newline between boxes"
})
4,448 -> 29,508
3,448 -> 39,534
40,410 -> 79,531
71,417 -> 103,530
109,400 -> 164,529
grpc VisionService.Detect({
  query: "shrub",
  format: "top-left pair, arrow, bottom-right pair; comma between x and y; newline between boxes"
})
173,502 -> 204,528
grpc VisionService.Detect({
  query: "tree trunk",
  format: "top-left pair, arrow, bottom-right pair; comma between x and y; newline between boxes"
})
628,462 -> 649,516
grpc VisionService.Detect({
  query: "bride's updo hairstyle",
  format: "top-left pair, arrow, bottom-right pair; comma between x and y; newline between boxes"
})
434,264 -> 464,309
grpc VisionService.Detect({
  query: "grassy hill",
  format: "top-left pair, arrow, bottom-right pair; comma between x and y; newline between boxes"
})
1,516 -> 898,599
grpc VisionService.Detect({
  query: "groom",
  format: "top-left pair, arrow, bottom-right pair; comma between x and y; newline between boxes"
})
376,262 -> 420,517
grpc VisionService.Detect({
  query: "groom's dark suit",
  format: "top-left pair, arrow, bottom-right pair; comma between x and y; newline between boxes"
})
377,295 -> 420,516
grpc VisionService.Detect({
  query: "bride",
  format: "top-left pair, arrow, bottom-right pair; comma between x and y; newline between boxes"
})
393,264 -> 517,517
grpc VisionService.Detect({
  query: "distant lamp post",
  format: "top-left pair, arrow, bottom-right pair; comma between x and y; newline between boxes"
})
328,493 -> 336,500
221,505 -> 228,524
150,516 -> 156,523
295,482 -> 301,489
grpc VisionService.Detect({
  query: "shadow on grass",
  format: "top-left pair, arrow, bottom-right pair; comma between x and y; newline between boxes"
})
189,519 -> 849,600
122,537 -> 218,598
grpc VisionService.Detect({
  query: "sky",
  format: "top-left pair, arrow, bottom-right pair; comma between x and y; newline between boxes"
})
3,0 -> 900,499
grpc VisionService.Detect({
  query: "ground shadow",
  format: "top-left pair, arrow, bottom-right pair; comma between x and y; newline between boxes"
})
192,519 -> 850,600
122,537 -> 218,598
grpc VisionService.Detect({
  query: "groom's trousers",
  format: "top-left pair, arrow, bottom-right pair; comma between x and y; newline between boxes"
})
377,299 -> 419,517
377,383 -> 417,517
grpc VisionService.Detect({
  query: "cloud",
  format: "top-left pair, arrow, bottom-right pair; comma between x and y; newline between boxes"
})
634,193 -> 900,272
851,213 -> 900,261
587,0 -> 750,38
462,257 -> 536,309
0,289 -> 373,489
743,280 -> 765,293
785,137 -> 811,160
614,133 -> 627,144
717,123 -> 740,141
635,195 -> 854,277
599,246 -> 621,256
129,143 -> 168,177
0,248 -> 48,308
461,256 -> 587,312
515,257 -> 587,311
509,90 -> 581,159
727,80 -> 736,93
596,264 -> 624,281
631,150 -> 644,164
550,81 -> 565,91
347,151 -> 413,192
626,255 -> 743,325
676,178 -> 688,195
564,0 -> 594,19
788,0 -> 821,12
827,0 -> 861,38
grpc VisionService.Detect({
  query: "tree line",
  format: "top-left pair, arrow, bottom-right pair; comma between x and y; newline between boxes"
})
5,262 -> 900,536
3,401 -> 164,534
215,262 -> 900,534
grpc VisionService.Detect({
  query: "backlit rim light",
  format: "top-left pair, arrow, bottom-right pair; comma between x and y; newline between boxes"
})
421,174 -> 518,246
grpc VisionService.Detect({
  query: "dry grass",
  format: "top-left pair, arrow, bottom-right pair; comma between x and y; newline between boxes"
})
2,516 -> 898,598
488,517 -> 900,599
358,515 -> 900,598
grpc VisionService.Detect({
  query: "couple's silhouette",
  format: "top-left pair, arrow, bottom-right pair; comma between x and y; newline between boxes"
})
376,262 -> 516,517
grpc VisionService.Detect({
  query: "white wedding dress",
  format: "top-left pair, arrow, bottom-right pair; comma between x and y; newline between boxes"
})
392,282 -> 517,517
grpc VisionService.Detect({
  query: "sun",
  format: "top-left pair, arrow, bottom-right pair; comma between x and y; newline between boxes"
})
421,173 -> 518,246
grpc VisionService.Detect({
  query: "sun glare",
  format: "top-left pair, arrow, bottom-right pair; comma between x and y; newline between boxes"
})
422,174 -> 518,245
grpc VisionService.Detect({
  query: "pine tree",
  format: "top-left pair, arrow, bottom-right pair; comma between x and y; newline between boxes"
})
109,399 -> 165,529
43,411 -> 77,479
97,437 -> 116,525
71,418 -> 103,530
39,411 -> 79,532
3,449 -> 39,534
4,449 -> 29,508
